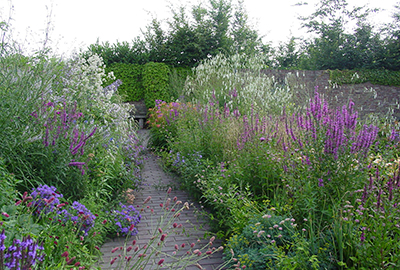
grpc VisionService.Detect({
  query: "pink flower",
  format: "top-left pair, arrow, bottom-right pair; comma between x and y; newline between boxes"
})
144,196 -> 151,204
158,259 -> 165,265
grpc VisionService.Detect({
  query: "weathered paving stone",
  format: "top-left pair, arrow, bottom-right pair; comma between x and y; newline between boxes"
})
97,129 -> 228,270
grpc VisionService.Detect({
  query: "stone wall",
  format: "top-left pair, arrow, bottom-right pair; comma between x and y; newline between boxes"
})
260,69 -> 400,120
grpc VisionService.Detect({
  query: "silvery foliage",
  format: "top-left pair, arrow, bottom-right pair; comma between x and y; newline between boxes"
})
184,53 -> 293,115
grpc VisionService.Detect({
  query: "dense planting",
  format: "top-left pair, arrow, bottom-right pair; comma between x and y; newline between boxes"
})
0,30 -> 149,267
148,54 -> 400,269
0,31 -> 229,270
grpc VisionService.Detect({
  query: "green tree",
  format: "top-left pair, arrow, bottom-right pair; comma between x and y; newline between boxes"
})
299,0 -> 380,70
208,0 -> 233,55
231,0 -> 262,55
165,6 -> 203,67
382,2 -> 400,70
143,18 -> 168,63
274,37 -> 303,69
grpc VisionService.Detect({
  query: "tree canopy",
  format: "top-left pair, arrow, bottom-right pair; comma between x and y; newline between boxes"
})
84,0 -> 400,71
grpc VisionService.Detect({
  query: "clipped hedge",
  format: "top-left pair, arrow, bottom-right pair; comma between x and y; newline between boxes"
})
329,69 -> 400,86
104,63 -> 143,102
143,62 -> 171,108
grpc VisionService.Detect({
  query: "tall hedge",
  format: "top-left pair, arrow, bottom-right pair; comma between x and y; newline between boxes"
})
142,62 -> 171,108
105,63 -> 143,102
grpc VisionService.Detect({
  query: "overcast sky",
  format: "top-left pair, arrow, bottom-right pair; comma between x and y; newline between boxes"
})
1,0 -> 398,57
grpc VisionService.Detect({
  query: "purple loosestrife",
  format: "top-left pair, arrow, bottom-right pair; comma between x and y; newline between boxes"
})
296,91 -> 377,159
68,161 -> 86,175
70,127 -> 97,156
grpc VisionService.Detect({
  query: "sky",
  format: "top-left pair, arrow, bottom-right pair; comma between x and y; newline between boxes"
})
1,0 -> 398,57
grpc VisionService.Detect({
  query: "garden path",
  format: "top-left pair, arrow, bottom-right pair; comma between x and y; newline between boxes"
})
97,129 -> 226,270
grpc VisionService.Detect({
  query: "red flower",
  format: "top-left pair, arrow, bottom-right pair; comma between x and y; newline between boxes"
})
61,251 -> 69,258
160,234 -> 167,241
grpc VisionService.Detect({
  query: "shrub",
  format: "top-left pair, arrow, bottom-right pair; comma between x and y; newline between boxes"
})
143,62 -> 171,109
225,212 -> 320,270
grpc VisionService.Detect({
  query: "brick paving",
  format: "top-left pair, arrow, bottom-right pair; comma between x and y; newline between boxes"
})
97,130 -> 228,270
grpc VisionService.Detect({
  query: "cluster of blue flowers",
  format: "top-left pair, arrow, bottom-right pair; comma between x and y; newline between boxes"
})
172,151 -> 202,168
108,203 -> 141,236
30,184 -> 63,215
0,230 -> 44,269
58,201 -> 97,236
30,185 -> 96,236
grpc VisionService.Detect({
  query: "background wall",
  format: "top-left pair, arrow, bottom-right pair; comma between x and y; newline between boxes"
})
261,69 -> 400,120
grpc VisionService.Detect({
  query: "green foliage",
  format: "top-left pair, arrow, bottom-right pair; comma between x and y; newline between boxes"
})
169,66 -> 192,100
329,69 -> 400,86
84,39 -> 149,66
105,62 -> 144,102
233,139 -> 283,201
142,62 -> 171,108
0,157 -> 21,208
225,212 -> 320,270
292,0 -> 400,71
231,0 -> 264,55
340,162 -> 400,269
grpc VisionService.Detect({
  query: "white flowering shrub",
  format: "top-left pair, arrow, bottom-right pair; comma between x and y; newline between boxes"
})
183,53 -> 294,115
57,52 -> 133,132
